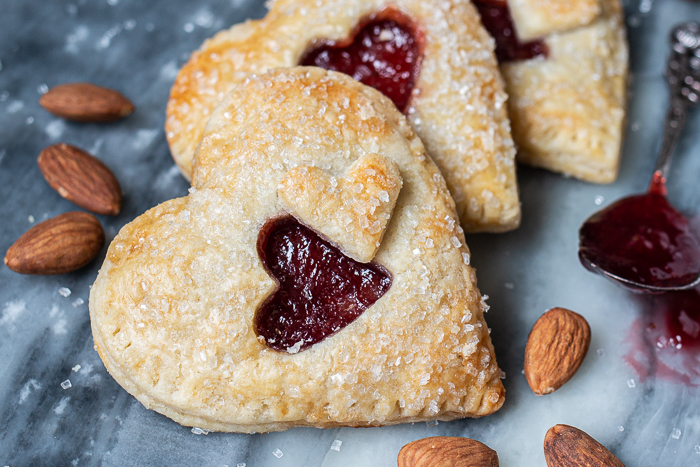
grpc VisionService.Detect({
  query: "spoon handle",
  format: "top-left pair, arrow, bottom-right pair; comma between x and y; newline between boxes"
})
652,98 -> 687,188
652,22 -> 700,188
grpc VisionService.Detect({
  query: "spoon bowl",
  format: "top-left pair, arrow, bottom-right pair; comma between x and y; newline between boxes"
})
579,182 -> 700,293
578,259 -> 700,294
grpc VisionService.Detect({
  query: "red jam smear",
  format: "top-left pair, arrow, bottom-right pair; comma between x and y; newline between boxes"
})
625,285 -> 700,386
579,175 -> 700,289
473,0 -> 549,62
658,289 -> 700,352
256,217 -> 391,352
299,12 -> 422,113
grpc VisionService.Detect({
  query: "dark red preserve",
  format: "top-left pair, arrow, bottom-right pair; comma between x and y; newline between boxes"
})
300,13 -> 421,113
256,217 -> 391,352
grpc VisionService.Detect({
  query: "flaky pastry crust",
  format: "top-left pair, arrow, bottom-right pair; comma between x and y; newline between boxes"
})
501,0 -> 628,183
92,68 -> 505,433
508,0 -> 601,41
166,0 -> 521,233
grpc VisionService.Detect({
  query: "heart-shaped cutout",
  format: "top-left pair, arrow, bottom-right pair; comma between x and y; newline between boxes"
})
278,153 -> 402,263
256,217 -> 391,353
300,9 -> 422,113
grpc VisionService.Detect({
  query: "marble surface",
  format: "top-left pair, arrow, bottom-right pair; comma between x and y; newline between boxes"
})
1,0 -> 700,465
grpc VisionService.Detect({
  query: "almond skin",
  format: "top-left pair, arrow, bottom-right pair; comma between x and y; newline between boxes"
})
524,307 -> 591,395
398,437 -> 499,467
5,212 -> 105,275
544,424 -> 626,467
38,143 -> 122,215
39,83 -> 134,122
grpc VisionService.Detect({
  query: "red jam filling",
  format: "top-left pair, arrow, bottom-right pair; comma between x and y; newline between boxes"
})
255,217 -> 391,352
473,0 -> 548,62
300,12 -> 422,113
579,176 -> 700,289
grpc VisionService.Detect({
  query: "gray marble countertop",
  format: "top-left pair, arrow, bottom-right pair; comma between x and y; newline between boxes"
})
1,0 -> 700,465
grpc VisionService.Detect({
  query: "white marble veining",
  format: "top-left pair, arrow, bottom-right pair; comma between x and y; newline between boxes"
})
1,0 -> 699,465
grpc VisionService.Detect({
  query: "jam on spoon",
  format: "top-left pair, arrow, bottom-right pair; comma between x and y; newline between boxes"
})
299,9 -> 422,113
579,23 -> 700,292
472,0 -> 548,63
255,217 -> 391,352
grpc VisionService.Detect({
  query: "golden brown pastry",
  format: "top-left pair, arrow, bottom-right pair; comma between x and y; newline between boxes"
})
166,0 -> 521,233
92,68 -> 505,433
508,0 -> 601,40
474,0 -> 628,183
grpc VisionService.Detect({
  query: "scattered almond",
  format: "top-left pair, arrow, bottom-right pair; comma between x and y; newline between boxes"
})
39,82 -> 134,122
38,143 -> 122,215
524,307 -> 591,395
544,424 -> 625,467
4,212 -> 105,275
398,436 -> 499,467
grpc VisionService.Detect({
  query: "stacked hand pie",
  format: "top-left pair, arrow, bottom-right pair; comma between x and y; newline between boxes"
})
91,68 -> 505,432
474,0 -> 628,182
91,0 -> 627,433
166,0 -> 521,233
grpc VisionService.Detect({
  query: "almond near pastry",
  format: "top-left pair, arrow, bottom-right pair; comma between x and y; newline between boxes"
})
91,68 -> 505,433
166,0 -> 521,233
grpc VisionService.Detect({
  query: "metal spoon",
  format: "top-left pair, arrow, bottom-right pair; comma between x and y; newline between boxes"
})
578,22 -> 700,293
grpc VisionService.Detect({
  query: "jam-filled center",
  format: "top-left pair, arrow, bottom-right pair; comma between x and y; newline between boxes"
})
473,0 -> 548,62
300,11 -> 422,113
579,191 -> 700,289
256,217 -> 391,352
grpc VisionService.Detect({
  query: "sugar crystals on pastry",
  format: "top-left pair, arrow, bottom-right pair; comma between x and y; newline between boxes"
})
473,0 -> 628,183
166,0 -> 521,233
91,68 -> 505,433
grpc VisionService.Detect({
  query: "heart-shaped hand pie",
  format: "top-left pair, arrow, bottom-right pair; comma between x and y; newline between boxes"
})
474,0 -> 627,183
92,68 -> 505,433
166,0 -> 521,233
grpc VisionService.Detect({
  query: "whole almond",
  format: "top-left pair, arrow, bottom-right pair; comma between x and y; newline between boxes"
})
5,212 -> 105,275
38,143 -> 122,215
398,437 -> 499,467
544,424 -> 626,467
39,83 -> 134,122
524,307 -> 591,395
